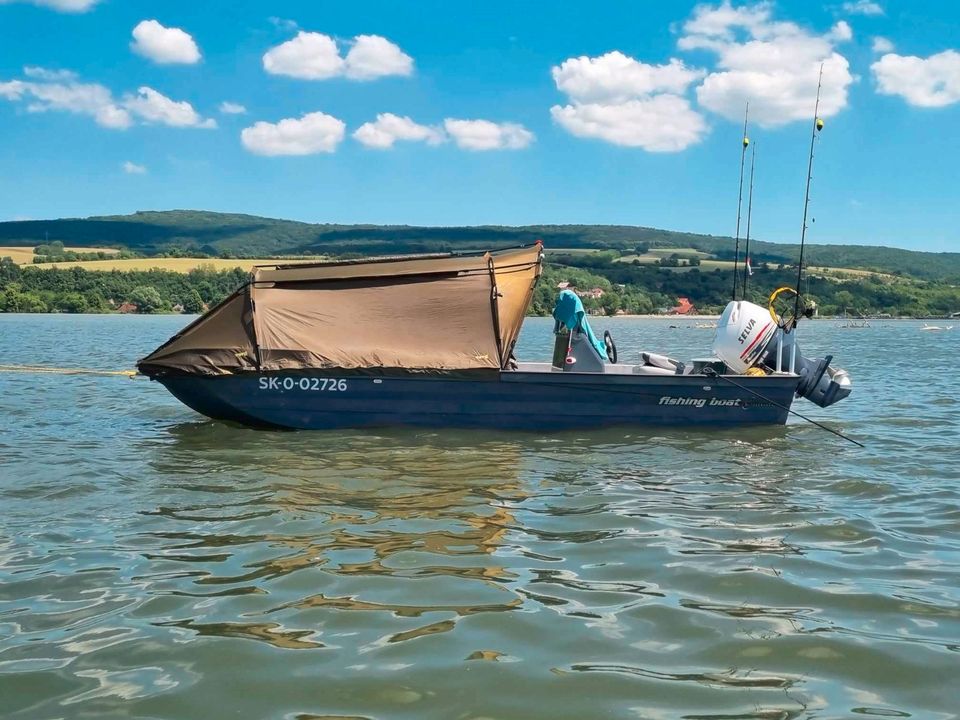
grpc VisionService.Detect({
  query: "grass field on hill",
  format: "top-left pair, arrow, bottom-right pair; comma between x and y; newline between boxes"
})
36,257 -> 327,273
0,246 -> 120,265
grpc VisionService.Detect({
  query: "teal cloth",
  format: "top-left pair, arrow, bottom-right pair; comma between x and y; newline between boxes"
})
552,289 -> 607,358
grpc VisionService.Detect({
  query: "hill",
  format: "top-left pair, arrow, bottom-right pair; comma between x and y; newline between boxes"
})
1,210 -> 959,282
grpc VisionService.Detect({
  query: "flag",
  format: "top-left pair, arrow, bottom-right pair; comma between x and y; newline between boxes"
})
746,256 -> 753,276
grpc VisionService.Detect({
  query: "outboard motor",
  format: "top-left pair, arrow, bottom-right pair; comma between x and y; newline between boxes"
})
712,299 -> 852,408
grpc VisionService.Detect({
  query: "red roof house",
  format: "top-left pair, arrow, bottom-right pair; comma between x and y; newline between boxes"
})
668,297 -> 697,315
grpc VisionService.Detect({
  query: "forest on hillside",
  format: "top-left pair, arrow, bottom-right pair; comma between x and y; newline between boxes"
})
2,255 -> 958,318
2,210 -> 959,282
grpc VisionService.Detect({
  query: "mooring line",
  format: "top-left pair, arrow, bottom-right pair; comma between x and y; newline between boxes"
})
0,364 -> 139,378
703,368 -> 864,448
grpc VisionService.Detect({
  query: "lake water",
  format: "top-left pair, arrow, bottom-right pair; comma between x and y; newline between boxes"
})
1,314 -> 958,719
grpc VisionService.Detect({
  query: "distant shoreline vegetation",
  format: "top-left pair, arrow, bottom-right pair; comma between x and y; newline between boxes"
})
1,210 -> 958,318
2,253 -> 959,319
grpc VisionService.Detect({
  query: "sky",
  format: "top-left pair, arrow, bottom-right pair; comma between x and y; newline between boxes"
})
0,0 -> 958,251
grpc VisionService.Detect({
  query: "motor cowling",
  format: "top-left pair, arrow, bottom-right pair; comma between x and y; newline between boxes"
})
712,300 -> 853,408
712,301 -> 778,374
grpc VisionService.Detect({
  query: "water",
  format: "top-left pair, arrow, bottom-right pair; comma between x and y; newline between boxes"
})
1,314 -> 958,719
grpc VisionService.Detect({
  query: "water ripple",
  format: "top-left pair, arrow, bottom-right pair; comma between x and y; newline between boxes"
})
1,316 -> 959,719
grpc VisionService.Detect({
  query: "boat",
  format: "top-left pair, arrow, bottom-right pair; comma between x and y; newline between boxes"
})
137,244 -> 853,431
921,323 -> 953,331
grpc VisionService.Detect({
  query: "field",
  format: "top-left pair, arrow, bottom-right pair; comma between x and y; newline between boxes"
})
0,246 -> 120,264
2,242 -> 894,280
33,257 -> 328,272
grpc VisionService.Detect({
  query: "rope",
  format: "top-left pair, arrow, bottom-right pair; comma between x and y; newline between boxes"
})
703,368 -> 864,448
0,364 -> 139,378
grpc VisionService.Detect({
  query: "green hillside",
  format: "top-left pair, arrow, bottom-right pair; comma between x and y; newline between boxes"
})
1,209 -> 958,282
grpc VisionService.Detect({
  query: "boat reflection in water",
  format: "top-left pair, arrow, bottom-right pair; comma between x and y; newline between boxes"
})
140,426 -> 533,648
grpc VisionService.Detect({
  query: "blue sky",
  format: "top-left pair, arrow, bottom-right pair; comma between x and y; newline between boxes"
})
0,0 -> 958,251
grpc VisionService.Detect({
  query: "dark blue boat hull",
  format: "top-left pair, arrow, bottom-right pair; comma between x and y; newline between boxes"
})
154,370 -> 799,430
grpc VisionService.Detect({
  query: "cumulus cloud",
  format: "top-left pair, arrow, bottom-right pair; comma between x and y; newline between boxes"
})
343,35 -> 414,80
550,51 -> 707,151
262,31 -> 412,81
263,32 -> 343,79
871,36 -> 894,54
0,68 -> 215,129
122,161 -> 147,174
241,112 -> 346,155
0,0 -> 100,12
552,53 -> 705,103
219,101 -> 247,114
871,50 -> 960,107
131,20 -> 201,65
23,66 -> 77,81
842,0 -> 883,16
353,113 -> 444,149
124,87 -> 215,128
680,1 -> 855,127
442,119 -> 533,151
552,97 -> 707,152
828,20 -> 853,42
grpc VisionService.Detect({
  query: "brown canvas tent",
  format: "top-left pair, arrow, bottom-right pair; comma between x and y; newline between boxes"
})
137,244 -> 543,377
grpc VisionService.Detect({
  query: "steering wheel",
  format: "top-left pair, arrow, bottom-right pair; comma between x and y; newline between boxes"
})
768,286 -> 802,329
603,330 -> 618,364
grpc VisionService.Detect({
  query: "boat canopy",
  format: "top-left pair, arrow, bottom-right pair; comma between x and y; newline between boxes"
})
137,244 -> 544,377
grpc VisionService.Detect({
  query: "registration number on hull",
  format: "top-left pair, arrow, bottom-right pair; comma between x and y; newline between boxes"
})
258,377 -> 348,392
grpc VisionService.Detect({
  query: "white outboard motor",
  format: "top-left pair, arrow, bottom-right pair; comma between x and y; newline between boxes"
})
713,300 -> 853,408
713,301 -> 778,374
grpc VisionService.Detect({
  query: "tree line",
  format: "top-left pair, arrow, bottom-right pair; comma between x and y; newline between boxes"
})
1,254 -> 958,318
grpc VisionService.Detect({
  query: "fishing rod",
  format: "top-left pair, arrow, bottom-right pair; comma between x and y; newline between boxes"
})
732,103 -> 749,300
794,64 -> 825,326
742,143 -> 757,298
703,368 -> 864,448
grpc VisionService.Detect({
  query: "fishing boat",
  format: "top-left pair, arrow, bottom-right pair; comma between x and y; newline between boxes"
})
137,244 -> 852,431
139,69 -> 856,434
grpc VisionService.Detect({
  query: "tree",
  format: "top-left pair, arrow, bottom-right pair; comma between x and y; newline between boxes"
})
54,292 -> 88,313
601,293 -> 621,316
130,285 -> 165,313
182,288 -> 204,314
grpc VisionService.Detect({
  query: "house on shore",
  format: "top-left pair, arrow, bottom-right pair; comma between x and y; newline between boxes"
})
667,297 -> 697,315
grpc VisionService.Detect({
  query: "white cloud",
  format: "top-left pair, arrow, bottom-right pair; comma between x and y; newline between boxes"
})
122,161 -> 147,174
0,70 -> 215,129
871,36 -> 894,54
0,0 -> 100,12
552,53 -> 704,103
353,113 -> 444,149
871,50 -> 960,107
241,112 -> 346,156
0,81 -> 26,100
0,76 -> 132,128
550,51 -> 707,151
262,31 -> 413,81
123,87 -> 215,128
442,119 -> 533,151
842,0 -> 884,16
828,20 -> 853,42
131,20 -> 201,65
551,96 -> 708,152
219,101 -> 247,114
263,32 -> 344,79
268,17 -> 298,32
680,1 -> 856,127
343,35 -> 414,80
23,66 -> 77,81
